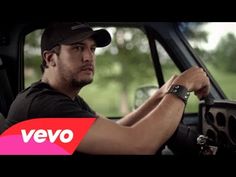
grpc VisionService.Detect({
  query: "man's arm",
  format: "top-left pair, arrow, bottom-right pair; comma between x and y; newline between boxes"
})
78,94 -> 185,154
117,75 -> 178,126
78,67 -> 210,154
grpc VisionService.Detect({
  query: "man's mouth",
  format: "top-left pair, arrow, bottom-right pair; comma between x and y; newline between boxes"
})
81,65 -> 94,73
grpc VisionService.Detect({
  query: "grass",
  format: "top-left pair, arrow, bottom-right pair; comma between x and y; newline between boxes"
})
207,65 -> 236,100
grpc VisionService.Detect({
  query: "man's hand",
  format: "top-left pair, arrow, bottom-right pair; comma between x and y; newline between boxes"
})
172,66 -> 210,99
158,75 -> 178,97
194,86 -> 210,100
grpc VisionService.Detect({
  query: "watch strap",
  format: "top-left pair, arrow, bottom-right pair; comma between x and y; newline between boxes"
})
167,85 -> 190,104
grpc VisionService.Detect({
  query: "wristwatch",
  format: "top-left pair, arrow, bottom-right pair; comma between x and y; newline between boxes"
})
167,85 -> 190,105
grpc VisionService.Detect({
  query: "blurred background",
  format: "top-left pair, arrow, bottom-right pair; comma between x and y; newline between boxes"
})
24,22 -> 236,117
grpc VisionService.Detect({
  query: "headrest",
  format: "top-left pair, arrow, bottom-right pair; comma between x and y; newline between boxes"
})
0,57 -> 2,66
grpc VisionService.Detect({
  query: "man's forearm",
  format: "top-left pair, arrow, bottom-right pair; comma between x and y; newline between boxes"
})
117,90 -> 164,126
130,94 -> 185,153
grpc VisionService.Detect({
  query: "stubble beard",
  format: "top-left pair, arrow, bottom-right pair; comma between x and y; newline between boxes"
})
59,62 -> 94,90
70,78 -> 93,89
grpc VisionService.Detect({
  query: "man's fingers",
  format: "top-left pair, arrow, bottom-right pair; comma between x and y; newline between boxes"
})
194,85 -> 210,100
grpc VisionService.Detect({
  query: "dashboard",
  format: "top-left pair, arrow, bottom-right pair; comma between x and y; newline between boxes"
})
199,100 -> 236,154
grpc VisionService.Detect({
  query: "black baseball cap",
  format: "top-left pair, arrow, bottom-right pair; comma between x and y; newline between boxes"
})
41,22 -> 111,53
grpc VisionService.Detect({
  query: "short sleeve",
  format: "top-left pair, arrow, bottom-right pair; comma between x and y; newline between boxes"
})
29,92 -> 97,118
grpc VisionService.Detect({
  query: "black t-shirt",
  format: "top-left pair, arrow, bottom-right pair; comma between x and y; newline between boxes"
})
0,81 -> 97,133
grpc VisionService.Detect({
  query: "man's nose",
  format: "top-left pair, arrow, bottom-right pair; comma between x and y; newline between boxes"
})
83,49 -> 94,62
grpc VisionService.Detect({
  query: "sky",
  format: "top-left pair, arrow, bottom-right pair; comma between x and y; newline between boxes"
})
199,22 -> 236,50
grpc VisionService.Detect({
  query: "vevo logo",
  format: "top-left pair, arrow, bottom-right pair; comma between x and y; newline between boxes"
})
21,129 -> 73,143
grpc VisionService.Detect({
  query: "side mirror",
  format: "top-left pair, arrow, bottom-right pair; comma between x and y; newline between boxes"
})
133,85 -> 158,109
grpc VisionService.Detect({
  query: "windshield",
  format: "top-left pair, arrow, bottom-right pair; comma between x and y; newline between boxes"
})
178,22 -> 236,101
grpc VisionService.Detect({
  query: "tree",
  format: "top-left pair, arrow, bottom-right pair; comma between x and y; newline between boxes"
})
179,22 -> 210,61
94,28 -> 155,114
211,33 -> 236,73
24,30 -> 43,86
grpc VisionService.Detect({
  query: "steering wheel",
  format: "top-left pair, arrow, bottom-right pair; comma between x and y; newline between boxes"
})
158,95 -> 215,155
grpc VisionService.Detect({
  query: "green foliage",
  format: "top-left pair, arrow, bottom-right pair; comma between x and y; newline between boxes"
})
25,30 -> 42,47
24,30 -> 43,87
206,64 -> 236,100
80,83 -> 121,116
183,23 -> 236,73
95,28 -> 154,90
24,26 -> 236,117
81,28 -> 156,115
211,33 -> 236,72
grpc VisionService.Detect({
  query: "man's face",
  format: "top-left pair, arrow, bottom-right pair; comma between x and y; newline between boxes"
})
56,38 -> 96,88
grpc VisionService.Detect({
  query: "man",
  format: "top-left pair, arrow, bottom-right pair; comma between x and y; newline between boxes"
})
2,22 -> 210,154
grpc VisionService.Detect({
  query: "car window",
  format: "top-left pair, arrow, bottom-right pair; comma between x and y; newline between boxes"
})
24,29 -> 43,87
155,40 -> 199,113
24,27 -> 156,117
178,22 -> 236,101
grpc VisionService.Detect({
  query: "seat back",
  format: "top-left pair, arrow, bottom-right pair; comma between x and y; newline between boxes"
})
0,111 -> 6,134
0,57 -> 14,117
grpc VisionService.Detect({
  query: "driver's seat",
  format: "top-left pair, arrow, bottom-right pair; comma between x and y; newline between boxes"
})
0,112 -> 5,134
0,56 -> 14,118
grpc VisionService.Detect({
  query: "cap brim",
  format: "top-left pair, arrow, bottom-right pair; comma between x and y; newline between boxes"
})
62,29 -> 111,47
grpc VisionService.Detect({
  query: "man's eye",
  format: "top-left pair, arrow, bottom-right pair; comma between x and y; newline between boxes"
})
74,46 -> 83,51
91,47 -> 96,53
